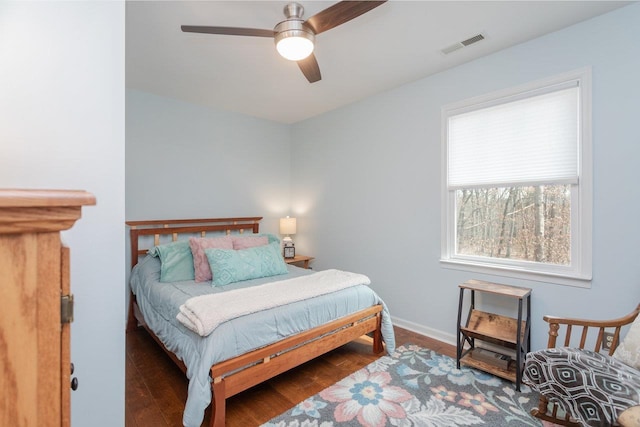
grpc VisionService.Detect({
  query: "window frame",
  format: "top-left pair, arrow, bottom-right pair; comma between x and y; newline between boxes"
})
440,68 -> 592,287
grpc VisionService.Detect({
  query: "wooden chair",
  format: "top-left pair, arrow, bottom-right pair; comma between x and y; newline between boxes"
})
529,303 -> 640,426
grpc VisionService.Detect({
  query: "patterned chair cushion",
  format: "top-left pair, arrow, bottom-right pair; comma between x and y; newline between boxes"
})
523,347 -> 640,427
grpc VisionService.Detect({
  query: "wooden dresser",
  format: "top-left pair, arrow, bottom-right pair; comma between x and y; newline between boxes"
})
0,189 -> 95,427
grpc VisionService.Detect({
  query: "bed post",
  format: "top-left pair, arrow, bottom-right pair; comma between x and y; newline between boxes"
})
126,297 -> 138,332
373,311 -> 384,354
127,226 -> 140,332
210,378 -> 226,427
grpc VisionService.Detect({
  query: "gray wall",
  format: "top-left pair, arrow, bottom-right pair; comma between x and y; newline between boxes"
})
1,2 -> 125,425
290,3 -> 640,350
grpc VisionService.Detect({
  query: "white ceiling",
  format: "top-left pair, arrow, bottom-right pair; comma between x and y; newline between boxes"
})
126,1 -> 630,124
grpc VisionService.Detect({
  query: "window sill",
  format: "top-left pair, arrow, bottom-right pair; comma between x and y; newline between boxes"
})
440,258 -> 591,288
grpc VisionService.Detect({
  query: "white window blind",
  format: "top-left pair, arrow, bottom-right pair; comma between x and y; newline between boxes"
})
447,83 -> 579,189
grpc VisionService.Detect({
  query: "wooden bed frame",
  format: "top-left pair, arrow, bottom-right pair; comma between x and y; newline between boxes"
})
126,217 -> 384,427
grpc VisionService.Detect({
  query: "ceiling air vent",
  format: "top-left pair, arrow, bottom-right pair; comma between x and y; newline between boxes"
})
441,33 -> 485,55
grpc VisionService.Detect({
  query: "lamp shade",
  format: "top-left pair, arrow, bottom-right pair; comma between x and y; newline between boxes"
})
274,18 -> 315,61
275,33 -> 314,61
279,216 -> 297,235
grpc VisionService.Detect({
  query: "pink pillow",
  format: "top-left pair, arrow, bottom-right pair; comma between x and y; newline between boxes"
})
189,236 -> 233,282
232,235 -> 269,250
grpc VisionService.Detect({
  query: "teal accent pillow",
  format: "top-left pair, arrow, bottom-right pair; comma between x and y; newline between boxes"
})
149,240 -> 195,282
205,241 -> 288,286
263,233 -> 280,245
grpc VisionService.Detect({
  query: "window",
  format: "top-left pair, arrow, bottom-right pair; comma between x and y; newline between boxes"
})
441,69 -> 592,286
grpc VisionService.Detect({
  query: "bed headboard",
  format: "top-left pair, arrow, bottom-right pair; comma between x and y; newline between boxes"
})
126,217 -> 263,268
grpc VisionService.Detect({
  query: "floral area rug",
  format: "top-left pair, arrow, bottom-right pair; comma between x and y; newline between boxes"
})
262,344 -> 542,427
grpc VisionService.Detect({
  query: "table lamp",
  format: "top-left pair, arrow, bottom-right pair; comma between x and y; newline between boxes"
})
280,216 -> 296,258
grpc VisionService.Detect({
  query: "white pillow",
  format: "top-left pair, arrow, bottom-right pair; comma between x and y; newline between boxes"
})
613,315 -> 640,370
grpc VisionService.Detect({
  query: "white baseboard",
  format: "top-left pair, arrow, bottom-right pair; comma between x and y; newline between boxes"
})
391,315 -> 457,347
391,316 -> 518,359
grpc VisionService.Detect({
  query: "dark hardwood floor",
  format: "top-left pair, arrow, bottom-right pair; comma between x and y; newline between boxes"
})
125,326 -> 456,427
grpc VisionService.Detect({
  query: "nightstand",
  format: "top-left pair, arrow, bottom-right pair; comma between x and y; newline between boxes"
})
284,255 -> 314,269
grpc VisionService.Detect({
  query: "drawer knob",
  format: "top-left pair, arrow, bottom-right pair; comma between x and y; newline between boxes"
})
71,377 -> 78,391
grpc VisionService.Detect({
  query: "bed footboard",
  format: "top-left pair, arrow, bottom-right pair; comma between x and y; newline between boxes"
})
208,305 -> 384,427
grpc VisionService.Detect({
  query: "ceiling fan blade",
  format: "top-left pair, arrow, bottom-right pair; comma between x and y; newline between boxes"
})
297,54 -> 321,83
181,26 -> 275,38
304,1 -> 387,35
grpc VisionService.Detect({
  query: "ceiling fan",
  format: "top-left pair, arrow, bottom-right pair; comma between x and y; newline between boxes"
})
181,1 -> 387,83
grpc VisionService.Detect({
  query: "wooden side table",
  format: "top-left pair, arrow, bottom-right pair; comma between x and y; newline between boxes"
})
284,255 -> 314,269
456,279 -> 531,390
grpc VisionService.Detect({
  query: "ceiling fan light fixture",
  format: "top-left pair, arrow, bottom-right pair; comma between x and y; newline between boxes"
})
276,33 -> 314,61
181,1 -> 388,83
274,19 -> 315,61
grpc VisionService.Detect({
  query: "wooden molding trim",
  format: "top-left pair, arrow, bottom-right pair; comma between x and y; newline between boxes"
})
0,189 -> 96,233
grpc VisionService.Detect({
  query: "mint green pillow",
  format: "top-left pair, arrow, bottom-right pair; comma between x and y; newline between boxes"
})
263,233 -> 280,245
205,241 -> 288,286
149,240 -> 195,282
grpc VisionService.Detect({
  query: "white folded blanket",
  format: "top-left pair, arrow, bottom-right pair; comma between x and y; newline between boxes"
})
177,269 -> 371,337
